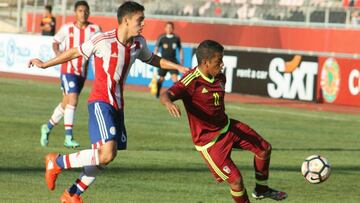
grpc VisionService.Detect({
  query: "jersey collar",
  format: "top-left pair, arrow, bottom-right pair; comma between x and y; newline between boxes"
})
196,68 -> 214,83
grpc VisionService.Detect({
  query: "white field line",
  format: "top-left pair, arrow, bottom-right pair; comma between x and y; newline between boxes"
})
226,104 -> 360,123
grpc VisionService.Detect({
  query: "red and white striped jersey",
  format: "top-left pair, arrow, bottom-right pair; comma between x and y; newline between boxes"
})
78,29 -> 154,110
54,22 -> 101,77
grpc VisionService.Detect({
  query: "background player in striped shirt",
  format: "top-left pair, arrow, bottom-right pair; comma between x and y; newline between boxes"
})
160,40 -> 287,203
40,1 -> 101,148
29,2 -> 188,203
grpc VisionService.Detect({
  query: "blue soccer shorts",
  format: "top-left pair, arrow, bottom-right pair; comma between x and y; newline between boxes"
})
88,101 -> 127,150
60,74 -> 85,95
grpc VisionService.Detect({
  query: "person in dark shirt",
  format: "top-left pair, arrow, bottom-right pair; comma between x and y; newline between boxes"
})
154,21 -> 184,98
40,5 -> 56,36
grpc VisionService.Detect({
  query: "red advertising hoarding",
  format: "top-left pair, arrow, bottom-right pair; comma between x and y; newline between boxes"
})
318,57 -> 360,106
27,13 -> 360,54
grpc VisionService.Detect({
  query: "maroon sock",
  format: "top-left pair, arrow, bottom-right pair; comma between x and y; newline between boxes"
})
231,189 -> 250,203
254,155 -> 270,193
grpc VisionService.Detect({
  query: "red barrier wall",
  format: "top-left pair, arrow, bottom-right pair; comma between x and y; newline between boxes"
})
317,57 -> 360,106
27,13 -> 360,54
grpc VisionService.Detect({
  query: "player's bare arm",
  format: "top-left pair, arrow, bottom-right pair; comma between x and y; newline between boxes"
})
52,42 -> 62,56
149,55 -> 188,74
179,47 -> 184,65
160,91 -> 181,118
153,46 -> 159,55
29,48 -> 81,69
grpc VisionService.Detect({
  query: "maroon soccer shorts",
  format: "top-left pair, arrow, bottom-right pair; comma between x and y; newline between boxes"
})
197,119 -> 270,183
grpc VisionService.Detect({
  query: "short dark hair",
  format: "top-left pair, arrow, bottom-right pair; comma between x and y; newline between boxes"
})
45,5 -> 52,13
74,0 -> 89,11
165,21 -> 174,27
117,1 -> 145,24
196,40 -> 224,65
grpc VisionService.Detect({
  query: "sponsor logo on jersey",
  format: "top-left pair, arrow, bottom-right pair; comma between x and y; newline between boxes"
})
320,58 -> 340,102
267,55 -> 318,101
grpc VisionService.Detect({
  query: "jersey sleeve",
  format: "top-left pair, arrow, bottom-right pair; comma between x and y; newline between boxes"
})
168,81 -> 189,100
53,25 -> 67,43
176,36 -> 182,49
156,35 -> 163,48
78,32 -> 101,60
95,25 -> 102,32
137,36 -> 154,63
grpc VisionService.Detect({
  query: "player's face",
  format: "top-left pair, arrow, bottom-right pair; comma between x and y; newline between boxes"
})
165,24 -> 174,34
127,11 -> 145,37
44,10 -> 51,16
206,52 -> 224,77
75,5 -> 89,24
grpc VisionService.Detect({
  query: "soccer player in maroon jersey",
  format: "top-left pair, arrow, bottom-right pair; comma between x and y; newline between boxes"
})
29,2 -> 188,203
40,1 -> 101,148
160,40 -> 287,203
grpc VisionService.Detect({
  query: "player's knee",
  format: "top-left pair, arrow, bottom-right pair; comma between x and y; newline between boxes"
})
99,148 -> 117,165
258,142 -> 272,159
171,75 -> 178,82
68,98 -> 78,106
229,178 -> 244,191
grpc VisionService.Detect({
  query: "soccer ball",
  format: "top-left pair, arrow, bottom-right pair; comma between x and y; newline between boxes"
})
301,155 -> 331,184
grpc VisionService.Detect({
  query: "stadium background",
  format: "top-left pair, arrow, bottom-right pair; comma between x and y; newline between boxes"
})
0,0 -> 359,202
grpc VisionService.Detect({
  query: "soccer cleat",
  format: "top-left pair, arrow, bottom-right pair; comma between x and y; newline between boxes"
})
45,153 -> 62,190
60,190 -> 83,203
64,135 -> 80,148
252,187 -> 287,201
40,124 -> 50,147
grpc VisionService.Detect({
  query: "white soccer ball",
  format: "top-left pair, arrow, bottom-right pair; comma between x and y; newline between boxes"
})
301,155 -> 331,184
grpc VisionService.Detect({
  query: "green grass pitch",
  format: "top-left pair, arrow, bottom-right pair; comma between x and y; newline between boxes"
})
0,77 -> 359,202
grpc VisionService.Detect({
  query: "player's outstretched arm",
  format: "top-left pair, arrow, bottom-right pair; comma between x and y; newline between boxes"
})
160,91 -> 181,118
149,55 -> 188,74
28,47 -> 81,69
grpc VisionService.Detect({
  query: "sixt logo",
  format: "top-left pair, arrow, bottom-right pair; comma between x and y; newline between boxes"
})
267,55 -> 318,101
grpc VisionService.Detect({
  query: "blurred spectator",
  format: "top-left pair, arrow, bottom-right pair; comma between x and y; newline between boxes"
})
40,5 -> 56,36
183,4 -> 194,16
237,4 -> 248,19
351,10 -> 360,25
199,1 -> 211,16
235,0 -> 247,4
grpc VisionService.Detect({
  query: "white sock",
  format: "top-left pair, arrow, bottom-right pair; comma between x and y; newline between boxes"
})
69,166 -> 102,194
62,149 -> 100,169
49,103 -> 64,126
64,104 -> 76,135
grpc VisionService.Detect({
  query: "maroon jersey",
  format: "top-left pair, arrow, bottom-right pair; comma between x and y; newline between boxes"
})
168,67 -> 228,146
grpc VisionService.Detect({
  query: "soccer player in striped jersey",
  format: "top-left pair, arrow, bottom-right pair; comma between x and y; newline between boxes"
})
40,1 -> 101,148
160,40 -> 287,203
29,2 -> 188,203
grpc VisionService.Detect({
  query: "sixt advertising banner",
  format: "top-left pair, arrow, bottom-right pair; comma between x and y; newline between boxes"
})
216,51 -> 319,101
0,33 -> 192,88
318,57 -> 360,106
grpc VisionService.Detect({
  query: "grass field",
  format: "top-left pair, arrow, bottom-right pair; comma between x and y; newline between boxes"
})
0,77 -> 359,203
